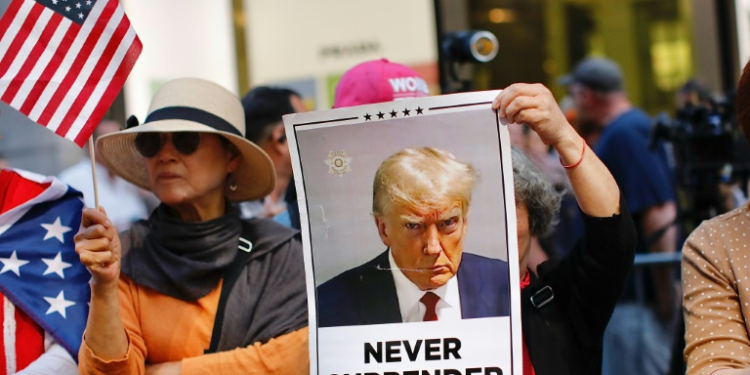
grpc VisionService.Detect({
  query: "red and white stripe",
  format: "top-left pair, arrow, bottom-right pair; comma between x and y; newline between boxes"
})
0,295 -> 44,374
3,297 -> 16,374
0,0 -> 141,147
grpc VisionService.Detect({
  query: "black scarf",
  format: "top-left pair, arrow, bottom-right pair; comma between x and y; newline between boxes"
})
121,204 -> 241,301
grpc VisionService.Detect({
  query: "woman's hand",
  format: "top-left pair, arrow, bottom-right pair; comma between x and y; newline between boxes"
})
492,83 -> 578,152
75,207 -> 121,291
494,82 -> 620,217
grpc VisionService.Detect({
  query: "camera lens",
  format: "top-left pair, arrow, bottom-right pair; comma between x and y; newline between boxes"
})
442,30 -> 499,63
469,31 -> 499,63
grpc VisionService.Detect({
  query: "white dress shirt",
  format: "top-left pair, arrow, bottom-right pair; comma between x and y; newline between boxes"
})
388,250 -> 462,322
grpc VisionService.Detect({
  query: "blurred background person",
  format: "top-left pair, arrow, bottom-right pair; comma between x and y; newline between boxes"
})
58,120 -> 150,232
681,59 -> 750,375
239,86 -> 306,227
559,57 -> 679,375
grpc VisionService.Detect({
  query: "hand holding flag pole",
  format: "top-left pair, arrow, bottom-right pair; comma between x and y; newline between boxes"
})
88,137 -> 100,209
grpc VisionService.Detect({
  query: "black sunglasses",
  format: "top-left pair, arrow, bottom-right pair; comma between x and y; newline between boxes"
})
134,132 -> 202,158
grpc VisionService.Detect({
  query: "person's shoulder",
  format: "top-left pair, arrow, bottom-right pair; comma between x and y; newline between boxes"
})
458,253 -> 510,300
237,218 -> 304,268
612,108 -> 651,125
317,253 -> 390,327
684,205 -> 750,272
460,253 -> 509,277
241,218 -> 299,245
692,204 -> 750,238
118,219 -> 149,255
319,252 -> 387,292
598,109 -> 656,160
242,216 -> 297,233
606,109 -> 651,135
462,252 -> 508,266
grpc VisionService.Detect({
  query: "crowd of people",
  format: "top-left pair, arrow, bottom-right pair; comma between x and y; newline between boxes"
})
2,53 -> 750,375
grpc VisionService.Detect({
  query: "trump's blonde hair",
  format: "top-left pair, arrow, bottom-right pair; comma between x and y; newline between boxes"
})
372,147 -> 477,217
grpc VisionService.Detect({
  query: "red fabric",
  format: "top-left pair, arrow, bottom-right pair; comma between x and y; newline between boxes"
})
0,169 -> 48,215
520,271 -> 536,375
420,292 -> 440,321
0,170 -> 49,370
15,302 -> 45,371
0,292 -> 45,372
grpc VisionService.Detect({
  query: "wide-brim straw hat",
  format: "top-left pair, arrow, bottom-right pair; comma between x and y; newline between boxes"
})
96,77 -> 275,202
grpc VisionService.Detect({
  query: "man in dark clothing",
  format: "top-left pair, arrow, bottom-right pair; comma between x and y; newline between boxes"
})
560,57 -> 678,375
239,86 -> 306,228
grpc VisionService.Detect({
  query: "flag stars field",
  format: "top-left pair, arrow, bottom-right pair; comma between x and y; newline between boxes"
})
41,216 -> 72,243
42,252 -> 72,278
43,290 -> 75,318
0,250 -> 29,276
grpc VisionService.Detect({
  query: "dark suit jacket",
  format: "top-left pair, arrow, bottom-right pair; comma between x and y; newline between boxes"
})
317,250 -> 510,327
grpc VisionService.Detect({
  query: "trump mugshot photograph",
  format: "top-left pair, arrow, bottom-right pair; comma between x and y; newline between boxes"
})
316,146 -> 511,327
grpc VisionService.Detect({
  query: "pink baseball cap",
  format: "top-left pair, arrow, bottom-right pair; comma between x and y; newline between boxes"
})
333,58 -> 430,108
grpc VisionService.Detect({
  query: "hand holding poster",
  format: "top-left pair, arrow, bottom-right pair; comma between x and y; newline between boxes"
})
284,91 -> 522,375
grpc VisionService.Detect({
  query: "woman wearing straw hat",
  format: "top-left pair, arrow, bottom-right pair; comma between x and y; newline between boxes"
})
75,78 -> 308,374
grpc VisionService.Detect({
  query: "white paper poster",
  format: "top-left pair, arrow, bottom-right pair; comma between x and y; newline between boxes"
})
284,91 -> 522,375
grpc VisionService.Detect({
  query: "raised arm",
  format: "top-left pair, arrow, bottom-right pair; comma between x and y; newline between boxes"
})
493,83 -> 620,217
176,327 -> 309,375
74,207 -> 129,360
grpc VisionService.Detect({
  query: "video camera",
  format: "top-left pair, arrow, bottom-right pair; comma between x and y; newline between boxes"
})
439,30 -> 499,93
652,95 -> 736,168
651,90 -> 750,223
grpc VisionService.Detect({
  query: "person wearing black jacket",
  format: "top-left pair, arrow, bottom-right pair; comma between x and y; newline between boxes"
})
493,84 -> 637,375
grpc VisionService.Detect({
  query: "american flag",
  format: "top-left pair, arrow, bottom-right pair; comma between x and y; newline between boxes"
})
0,169 -> 89,362
0,0 -> 141,147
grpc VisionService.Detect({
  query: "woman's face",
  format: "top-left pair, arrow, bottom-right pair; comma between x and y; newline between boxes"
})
143,133 -> 238,212
516,201 -> 532,273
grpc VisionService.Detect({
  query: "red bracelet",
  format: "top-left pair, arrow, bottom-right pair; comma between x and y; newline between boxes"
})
559,138 -> 586,169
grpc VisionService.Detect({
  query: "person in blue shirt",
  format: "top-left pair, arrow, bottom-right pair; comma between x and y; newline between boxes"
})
560,57 -> 678,375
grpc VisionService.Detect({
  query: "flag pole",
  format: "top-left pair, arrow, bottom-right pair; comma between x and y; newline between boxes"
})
88,137 -> 100,209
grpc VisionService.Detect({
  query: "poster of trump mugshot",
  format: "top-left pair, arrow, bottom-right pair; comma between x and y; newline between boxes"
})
284,91 -> 522,375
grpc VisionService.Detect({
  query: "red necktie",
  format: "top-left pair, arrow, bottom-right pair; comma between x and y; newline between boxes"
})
420,292 -> 440,321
